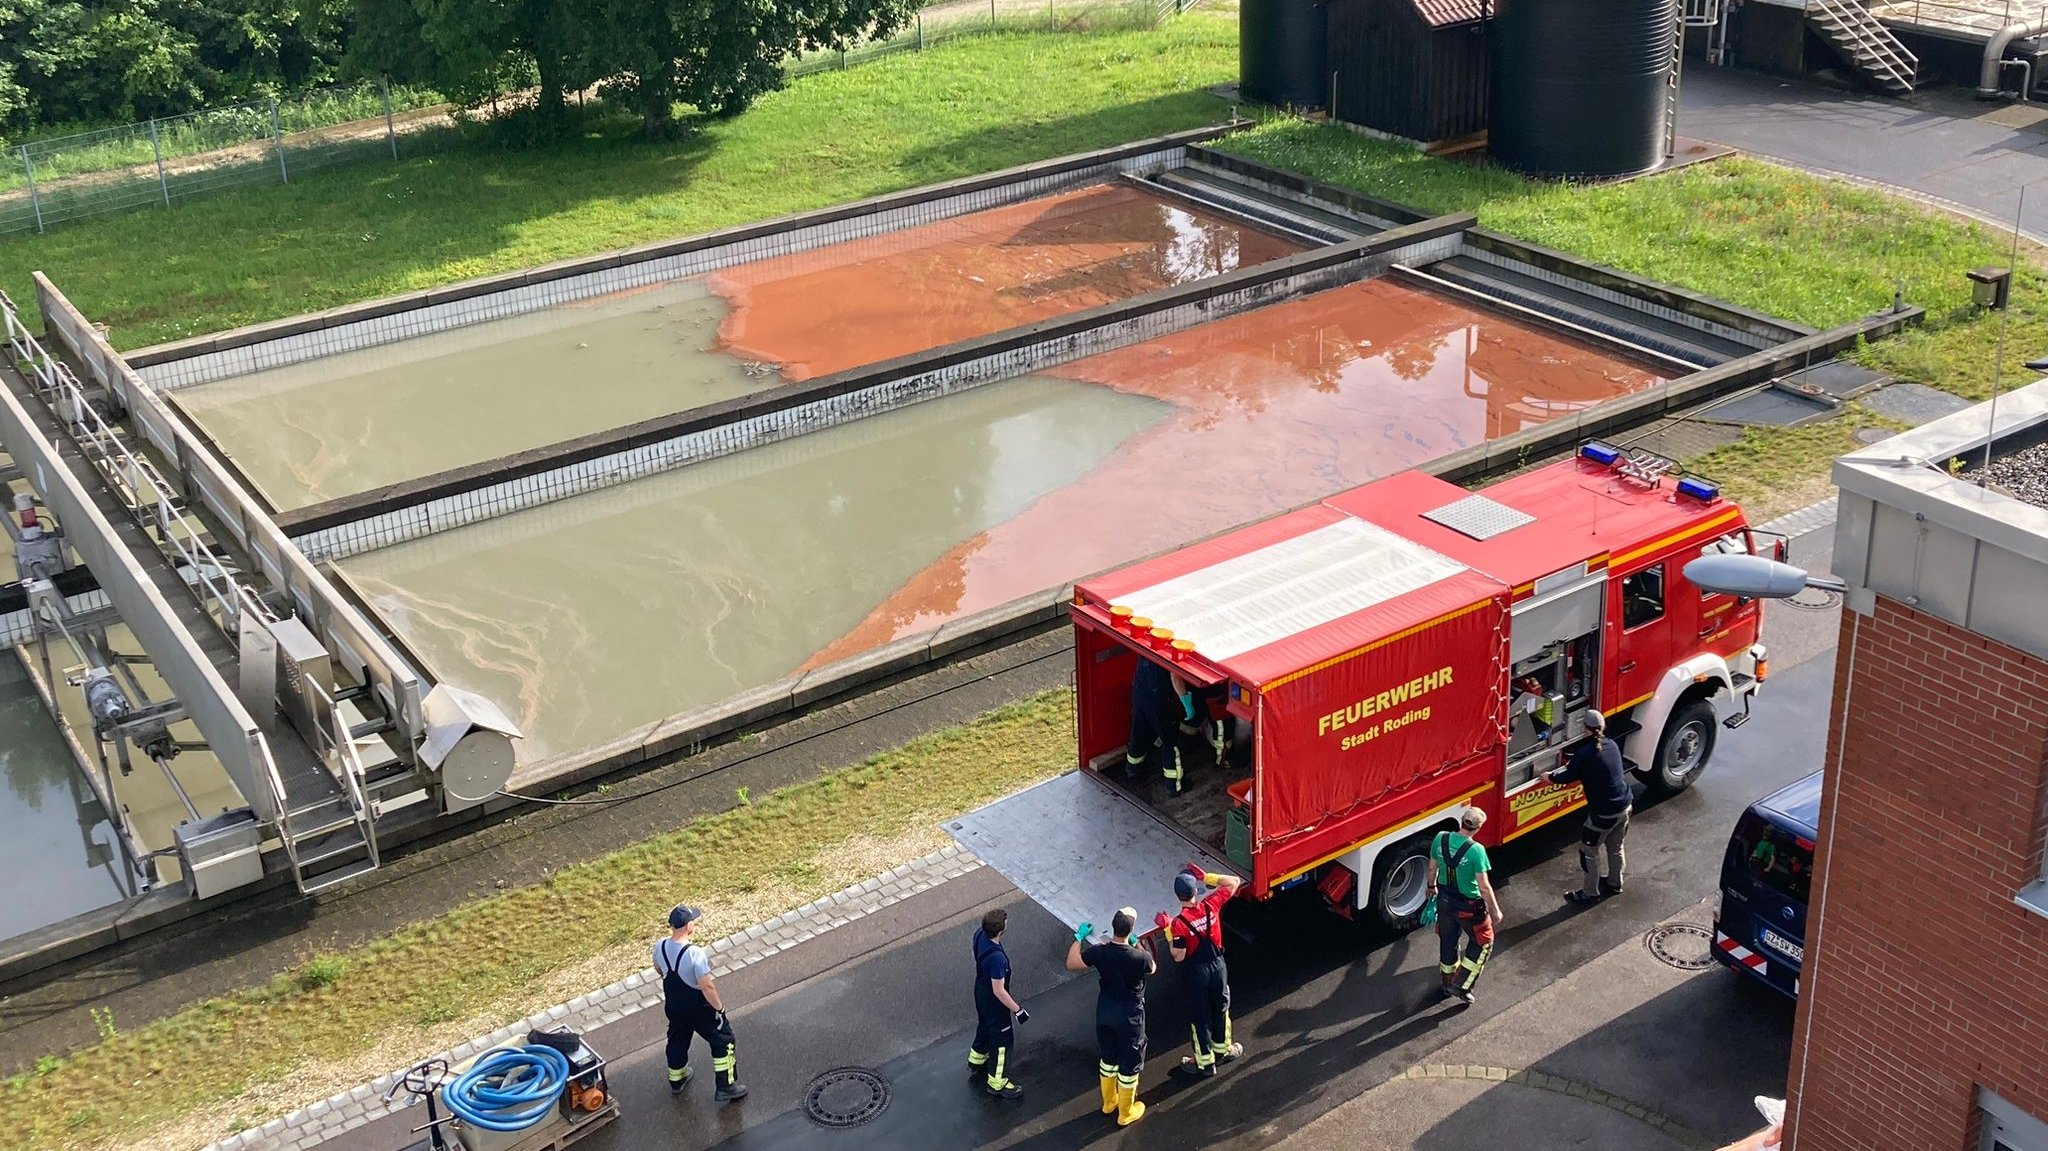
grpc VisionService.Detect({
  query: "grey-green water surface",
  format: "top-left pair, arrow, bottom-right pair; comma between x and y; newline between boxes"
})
0,659 -> 131,939
177,282 -> 765,509
344,377 -> 1167,761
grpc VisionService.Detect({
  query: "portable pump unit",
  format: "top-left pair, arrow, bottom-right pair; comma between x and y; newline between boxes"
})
386,1028 -> 618,1151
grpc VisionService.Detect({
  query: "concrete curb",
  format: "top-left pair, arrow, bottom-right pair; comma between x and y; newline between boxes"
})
1757,497 -> 1839,542
193,844 -> 985,1151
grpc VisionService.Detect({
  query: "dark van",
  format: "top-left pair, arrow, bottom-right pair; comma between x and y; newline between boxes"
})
1713,771 -> 1820,999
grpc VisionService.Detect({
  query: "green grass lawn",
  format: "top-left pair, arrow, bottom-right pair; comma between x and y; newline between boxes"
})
0,13 -> 1239,349
1216,119 -> 2047,398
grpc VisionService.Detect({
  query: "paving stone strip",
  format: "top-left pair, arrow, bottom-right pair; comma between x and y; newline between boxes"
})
196,845 -> 983,1151
1756,496 -> 1836,543
1397,1064 -> 1717,1150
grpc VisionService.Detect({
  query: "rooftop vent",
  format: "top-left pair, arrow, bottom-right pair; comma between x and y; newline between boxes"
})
1422,494 -> 1535,541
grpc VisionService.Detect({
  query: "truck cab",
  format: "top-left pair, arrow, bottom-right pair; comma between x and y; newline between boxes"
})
947,443 -> 1770,937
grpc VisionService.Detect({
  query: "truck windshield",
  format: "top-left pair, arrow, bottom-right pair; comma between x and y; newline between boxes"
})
1732,812 -> 1813,905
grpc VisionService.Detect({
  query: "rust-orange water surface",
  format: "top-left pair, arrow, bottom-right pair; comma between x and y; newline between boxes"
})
704,183 -> 1304,380
804,279 -> 1668,668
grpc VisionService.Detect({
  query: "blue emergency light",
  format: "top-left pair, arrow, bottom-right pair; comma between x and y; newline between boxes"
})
1675,476 -> 1721,502
1579,441 -> 1622,467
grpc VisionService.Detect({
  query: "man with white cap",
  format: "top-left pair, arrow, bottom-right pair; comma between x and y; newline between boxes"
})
655,904 -> 747,1102
1545,709 -> 1634,906
1066,907 -> 1154,1126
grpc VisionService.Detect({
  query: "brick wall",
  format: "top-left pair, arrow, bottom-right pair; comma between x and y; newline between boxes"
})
1786,596 -> 2048,1151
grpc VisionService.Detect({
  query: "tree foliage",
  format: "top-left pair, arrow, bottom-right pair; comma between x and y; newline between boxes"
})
0,0 -> 919,139
352,0 -> 918,137
0,0 -> 350,136
594,0 -> 919,135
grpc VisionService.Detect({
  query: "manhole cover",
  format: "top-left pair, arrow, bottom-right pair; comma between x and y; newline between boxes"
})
1644,922 -> 1716,970
1784,585 -> 1842,612
802,1067 -> 892,1129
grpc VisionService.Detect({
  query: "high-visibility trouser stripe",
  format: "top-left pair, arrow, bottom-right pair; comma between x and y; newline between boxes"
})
1191,1026 -> 1215,1067
1221,1012 -> 1232,1050
1127,751 -> 1146,765
1458,944 -> 1493,991
668,1066 -> 691,1082
988,1048 -> 1012,1089
1117,1073 -> 1141,1089
1439,962 -> 1457,975
1163,755 -> 1184,780
1100,1061 -> 1119,1077
968,1048 -> 988,1066
713,1049 -> 737,1073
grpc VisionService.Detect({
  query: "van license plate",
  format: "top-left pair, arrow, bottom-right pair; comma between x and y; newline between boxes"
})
1760,927 -> 1803,964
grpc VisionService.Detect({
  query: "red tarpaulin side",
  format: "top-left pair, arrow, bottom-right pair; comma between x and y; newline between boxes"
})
1252,582 -> 1510,878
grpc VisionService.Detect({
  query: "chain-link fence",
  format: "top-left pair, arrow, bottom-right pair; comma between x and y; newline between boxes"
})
1,0 -> 1207,237
0,82 -> 452,236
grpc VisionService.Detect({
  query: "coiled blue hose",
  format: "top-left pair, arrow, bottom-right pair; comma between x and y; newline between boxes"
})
445,1045 -> 571,1132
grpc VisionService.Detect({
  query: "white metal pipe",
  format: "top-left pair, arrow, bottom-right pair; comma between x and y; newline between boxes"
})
1980,20 -> 2048,96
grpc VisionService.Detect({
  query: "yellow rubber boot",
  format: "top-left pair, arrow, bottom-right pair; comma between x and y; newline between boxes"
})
1098,1075 -> 1118,1115
1117,1084 -> 1147,1127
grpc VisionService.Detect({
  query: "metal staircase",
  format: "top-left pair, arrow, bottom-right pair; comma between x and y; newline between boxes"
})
1806,0 -> 1919,96
273,678 -> 382,894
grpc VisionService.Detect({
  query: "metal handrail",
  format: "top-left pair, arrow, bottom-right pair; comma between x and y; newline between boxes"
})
3,290 -> 303,868
257,730 -> 301,877
2,290 -> 271,636
1812,0 -> 1920,77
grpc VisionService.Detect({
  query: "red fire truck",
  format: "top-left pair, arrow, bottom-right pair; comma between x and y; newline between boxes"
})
948,442 -> 1776,934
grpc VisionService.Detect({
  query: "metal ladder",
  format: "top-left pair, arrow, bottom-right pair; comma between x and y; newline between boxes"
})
1667,0 -> 1728,157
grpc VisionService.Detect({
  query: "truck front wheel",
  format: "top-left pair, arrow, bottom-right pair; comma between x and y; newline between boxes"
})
1370,836 -> 1436,932
1646,699 -> 1718,796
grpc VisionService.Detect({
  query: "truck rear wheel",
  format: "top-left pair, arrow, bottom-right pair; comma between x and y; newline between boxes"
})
1646,699 -> 1718,796
1370,836 -> 1436,932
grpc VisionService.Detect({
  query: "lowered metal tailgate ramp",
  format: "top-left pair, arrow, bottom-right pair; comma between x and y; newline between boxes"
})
945,770 -> 1238,936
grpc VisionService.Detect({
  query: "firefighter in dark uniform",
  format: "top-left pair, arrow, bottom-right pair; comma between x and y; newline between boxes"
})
1128,658 -> 1191,793
655,904 -> 747,1102
1156,865 -> 1244,1079
1065,907 -> 1155,1126
966,909 -> 1027,1099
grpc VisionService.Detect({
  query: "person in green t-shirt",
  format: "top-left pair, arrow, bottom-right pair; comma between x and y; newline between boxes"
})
1427,809 -> 1505,1006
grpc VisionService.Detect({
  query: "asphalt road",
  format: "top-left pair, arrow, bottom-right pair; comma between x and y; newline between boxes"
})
353,520 -> 1843,1151
1682,65 -> 2048,241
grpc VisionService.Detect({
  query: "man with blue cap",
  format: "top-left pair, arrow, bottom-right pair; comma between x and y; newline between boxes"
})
1156,863 -> 1244,1079
655,903 -> 747,1102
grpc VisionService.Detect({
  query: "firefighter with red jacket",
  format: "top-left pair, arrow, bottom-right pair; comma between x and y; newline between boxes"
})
1155,863 -> 1244,1079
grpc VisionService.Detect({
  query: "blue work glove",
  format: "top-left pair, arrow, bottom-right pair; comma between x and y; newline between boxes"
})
1075,922 -> 1093,943
1180,692 -> 1196,722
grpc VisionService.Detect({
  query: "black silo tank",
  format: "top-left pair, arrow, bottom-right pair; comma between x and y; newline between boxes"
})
1489,0 -> 1675,178
1241,0 -> 1327,110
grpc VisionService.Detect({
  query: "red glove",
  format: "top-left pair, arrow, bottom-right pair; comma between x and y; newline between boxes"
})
1153,911 -> 1173,935
1183,861 -> 1207,882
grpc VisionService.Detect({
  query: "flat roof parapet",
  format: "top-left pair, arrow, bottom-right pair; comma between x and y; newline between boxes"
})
1832,378 -> 2048,660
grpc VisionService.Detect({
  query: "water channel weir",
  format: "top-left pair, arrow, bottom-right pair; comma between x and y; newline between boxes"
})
0,125 -> 1924,980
